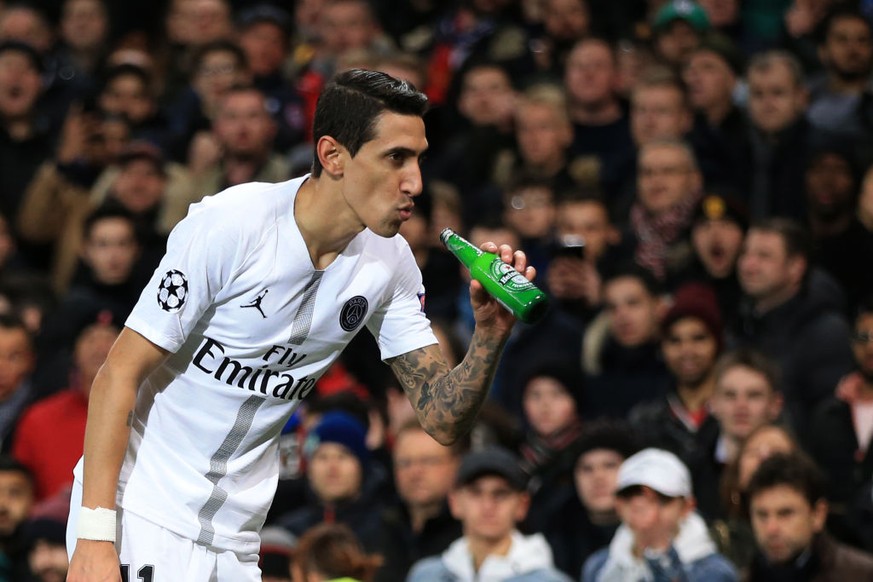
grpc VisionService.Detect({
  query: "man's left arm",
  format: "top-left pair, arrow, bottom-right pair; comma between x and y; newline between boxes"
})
387,243 -> 531,445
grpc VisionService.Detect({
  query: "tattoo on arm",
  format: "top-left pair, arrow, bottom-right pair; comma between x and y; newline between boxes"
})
388,333 -> 505,443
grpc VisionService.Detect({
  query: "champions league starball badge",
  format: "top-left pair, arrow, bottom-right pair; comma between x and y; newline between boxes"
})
339,295 -> 368,332
157,269 -> 189,312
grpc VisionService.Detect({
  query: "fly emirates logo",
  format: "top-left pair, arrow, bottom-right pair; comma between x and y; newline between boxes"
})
192,337 -> 316,401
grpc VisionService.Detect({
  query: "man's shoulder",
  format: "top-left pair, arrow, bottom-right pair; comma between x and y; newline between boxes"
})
507,568 -> 574,582
830,537 -> 873,575
406,555 -> 452,581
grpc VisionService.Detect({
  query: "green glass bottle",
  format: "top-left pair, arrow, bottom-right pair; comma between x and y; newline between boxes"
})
440,228 -> 548,324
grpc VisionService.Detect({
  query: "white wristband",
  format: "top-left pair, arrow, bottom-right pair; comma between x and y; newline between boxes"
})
76,506 -> 117,543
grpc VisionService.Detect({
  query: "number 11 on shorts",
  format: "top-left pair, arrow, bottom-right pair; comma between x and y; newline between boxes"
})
121,564 -> 155,582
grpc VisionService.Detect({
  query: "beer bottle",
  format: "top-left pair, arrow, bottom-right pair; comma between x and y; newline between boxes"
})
440,228 -> 548,324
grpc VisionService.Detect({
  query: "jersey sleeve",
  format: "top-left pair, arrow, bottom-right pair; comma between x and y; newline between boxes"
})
366,243 -> 438,360
125,200 -> 244,352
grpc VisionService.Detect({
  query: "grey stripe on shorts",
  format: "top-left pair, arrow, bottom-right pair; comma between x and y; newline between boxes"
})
196,395 -> 265,546
287,271 -> 323,345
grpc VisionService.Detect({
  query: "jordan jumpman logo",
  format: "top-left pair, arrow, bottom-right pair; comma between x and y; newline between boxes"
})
241,289 -> 269,318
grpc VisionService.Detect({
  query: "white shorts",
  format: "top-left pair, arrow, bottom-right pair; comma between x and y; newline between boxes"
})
67,479 -> 262,581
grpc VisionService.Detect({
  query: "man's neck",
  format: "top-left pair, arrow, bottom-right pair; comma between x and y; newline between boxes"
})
588,509 -> 618,526
704,99 -> 733,128
408,502 -> 441,534
754,283 -> 800,314
223,155 -> 267,187
294,176 -> 364,269
809,212 -> 853,239
677,375 -> 716,413
569,98 -> 622,126
3,117 -> 33,141
468,533 -> 514,571
828,73 -> 868,95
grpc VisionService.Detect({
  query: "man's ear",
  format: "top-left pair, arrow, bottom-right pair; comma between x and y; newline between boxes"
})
316,136 -> 344,177
812,498 -> 828,532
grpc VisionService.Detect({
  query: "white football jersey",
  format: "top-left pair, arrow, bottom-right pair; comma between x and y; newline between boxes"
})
74,176 -> 437,554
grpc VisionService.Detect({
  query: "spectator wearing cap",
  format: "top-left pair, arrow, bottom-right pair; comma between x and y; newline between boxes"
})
670,189 -> 747,323
629,282 -> 723,475
12,311 -> 119,502
805,144 -> 873,313
583,448 -> 737,581
807,8 -> 873,140
259,526 -> 295,582
745,452 -> 873,581
652,0 -> 711,69
544,420 -> 641,577
407,447 -> 573,582
236,4 -> 306,154
0,41 -> 54,244
733,217 -> 854,434
21,516 -> 68,582
277,412 -> 390,553
683,35 -> 751,194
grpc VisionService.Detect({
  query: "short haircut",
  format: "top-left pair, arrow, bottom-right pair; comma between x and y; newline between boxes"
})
603,263 -> 663,297
746,451 -> 827,508
311,69 -> 428,177
394,417 -> 469,458
639,138 -> 699,172
101,63 -> 151,93
573,419 -> 640,462
191,39 -> 247,75
748,217 -> 813,264
747,50 -> 805,88
631,65 -> 690,110
0,455 -> 33,485
0,313 -> 31,345
291,522 -> 382,581
714,348 -> 781,394
818,6 -> 873,45
516,82 -> 570,128
82,204 -> 138,241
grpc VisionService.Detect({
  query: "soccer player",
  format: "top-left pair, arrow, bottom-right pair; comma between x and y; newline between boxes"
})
65,70 -> 534,581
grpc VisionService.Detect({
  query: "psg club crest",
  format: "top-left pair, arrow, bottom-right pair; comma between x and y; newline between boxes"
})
339,295 -> 368,332
157,269 -> 189,312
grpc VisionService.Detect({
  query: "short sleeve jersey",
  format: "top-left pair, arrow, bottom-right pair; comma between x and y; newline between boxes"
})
75,176 -> 437,554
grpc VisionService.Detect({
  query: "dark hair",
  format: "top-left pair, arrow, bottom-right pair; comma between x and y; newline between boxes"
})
818,6 -> 873,45
311,68 -> 428,177
714,348 -> 781,394
0,454 -> 34,485
0,313 -> 31,345
856,294 -> 873,320
191,39 -> 248,75
291,523 -> 383,582
603,262 -> 663,297
306,391 -> 370,431
101,63 -> 151,93
573,419 -> 640,462
82,204 -> 139,242
746,451 -> 827,508
748,217 -> 813,265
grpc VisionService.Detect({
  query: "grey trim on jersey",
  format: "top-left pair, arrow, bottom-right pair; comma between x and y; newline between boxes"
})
287,271 -> 323,345
196,395 -> 266,546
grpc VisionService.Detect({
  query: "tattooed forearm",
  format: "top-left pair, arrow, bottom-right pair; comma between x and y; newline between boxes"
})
388,332 -> 507,444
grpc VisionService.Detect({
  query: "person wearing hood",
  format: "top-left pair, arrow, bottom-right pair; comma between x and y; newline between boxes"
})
406,447 -> 572,582
732,217 -> 854,433
583,447 -> 737,582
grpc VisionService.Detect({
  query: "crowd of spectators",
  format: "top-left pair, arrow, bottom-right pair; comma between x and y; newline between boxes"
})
5,0 -> 873,580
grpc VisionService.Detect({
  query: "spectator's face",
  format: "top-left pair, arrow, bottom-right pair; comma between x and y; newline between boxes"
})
712,365 -> 781,441
654,20 -> 701,66
750,485 -> 826,563
0,52 -> 41,120
449,476 -> 529,542
631,85 -> 690,146
852,313 -> 873,379
0,9 -> 53,53
565,41 -> 616,107
556,201 -> 613,261
683,50 -> 735,114
738,427 -> 794,489
604,277 -> 661,347
188,0 -> 232,46
0,328 -> 34,399
805,153 -> 856,221
393,429 -> 459,509
82,217 -> 139,285
503,186 -> 556,240
318,0 -> 376,55
61,0 -> 108,52
113,159 -> 166,213
822,16 -> 873,81
308,443 -> 363,503
691,219 -> 743,278
238,22 -> 286,78
616,486 -> 692,547
574,449 -> 623,515
698,0 -> 739,28
747,64 -> 806,135
661,317 -> 718,387
637,144 -> 700,216
213,91 -> 276,158
0,471 -> 33,536
737,230 -> 804,303
193,50 -> 248,111
458,67 -> 515,127
73,324 -> 119,396
99,73 -> 154,125
515,102 -> 573,168
523,376 -> 577,436
27,540 -> 68,582
544,0 -> 589,43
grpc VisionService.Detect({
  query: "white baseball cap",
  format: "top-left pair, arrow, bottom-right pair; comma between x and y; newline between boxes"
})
616,448 -> 692,498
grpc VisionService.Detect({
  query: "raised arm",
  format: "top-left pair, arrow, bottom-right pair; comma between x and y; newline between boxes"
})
68,328 -> 169,582
388,243 -> 533,444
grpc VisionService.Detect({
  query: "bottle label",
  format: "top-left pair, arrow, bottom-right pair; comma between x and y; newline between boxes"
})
489,260 -> 536,291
